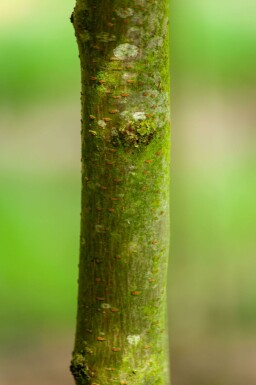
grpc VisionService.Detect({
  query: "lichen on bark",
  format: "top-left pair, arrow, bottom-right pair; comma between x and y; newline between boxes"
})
70,0 -> 171,384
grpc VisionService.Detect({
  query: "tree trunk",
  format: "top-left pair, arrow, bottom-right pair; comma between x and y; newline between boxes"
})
70,1 -> 171,385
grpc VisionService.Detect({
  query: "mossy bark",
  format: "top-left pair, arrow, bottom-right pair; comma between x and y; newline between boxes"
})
70,1 -> 171,385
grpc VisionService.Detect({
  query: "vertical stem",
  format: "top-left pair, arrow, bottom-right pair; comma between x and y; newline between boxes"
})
70,1 -> 171,385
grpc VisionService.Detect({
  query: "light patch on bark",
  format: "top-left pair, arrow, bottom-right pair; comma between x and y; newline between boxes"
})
79,30 -> 91,42
127,27 -> 141,42
148,37 -> 164,49
115,8 -> 134,18
134,0 -> 146,5
127,335 -> 141,346
133,112 -> 146,121
120,111 -> 129,118
98,120 -> 106,129
113,43 -> 139,60
96,32 -> 116,43
122,72 -> 133,80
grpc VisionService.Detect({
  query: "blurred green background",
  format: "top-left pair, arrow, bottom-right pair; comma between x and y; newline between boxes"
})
0,1 -> 255,384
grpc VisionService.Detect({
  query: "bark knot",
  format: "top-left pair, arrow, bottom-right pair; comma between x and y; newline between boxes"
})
70,353 -> 91,385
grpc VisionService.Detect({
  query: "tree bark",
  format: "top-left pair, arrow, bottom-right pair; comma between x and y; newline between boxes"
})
70,1 -> 171,385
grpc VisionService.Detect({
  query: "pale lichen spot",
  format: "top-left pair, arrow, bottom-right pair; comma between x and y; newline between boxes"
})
96,32 -> 116,43
122,72 -> 132,80
127,335 -> 141,346
101,303 -> 111,309
134,0 -> 145,5
111,128 -> 118,137
128,242 -> 138,253
119,98 -> 128,105
120,110 -> 129,118
113,44 -> 138,60
133,112 -> 146,121
98,120 -> 107,129
127,27 -> 141,43
79,30 -> 91,42
115,7 -> 134,18
131,12 -> 143,25
148,37 -> 164,49
95,225 -> 107,233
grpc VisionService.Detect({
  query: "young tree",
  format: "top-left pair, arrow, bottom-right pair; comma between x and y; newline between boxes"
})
70,1 -> 171,385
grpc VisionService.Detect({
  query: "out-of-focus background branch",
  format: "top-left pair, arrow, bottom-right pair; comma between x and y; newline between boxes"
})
0,1 -> 255,384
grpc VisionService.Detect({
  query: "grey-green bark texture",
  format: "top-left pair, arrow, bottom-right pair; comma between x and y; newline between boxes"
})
70,1 -> 171,385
